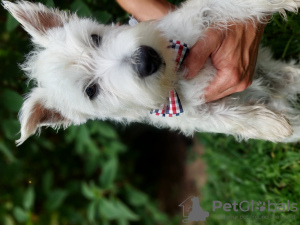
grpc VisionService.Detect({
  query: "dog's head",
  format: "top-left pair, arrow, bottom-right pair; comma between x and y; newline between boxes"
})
3,1 -> 177,144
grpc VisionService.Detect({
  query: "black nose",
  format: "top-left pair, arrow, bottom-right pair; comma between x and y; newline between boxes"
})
132,45 -> 162,78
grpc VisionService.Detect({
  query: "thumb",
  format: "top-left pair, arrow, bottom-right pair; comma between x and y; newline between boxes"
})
184,29 -> 221,79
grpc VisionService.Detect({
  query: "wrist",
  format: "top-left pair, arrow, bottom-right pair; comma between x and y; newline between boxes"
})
117,0 -> 175,21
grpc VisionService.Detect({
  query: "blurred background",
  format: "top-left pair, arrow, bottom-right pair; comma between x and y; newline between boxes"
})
0,0 -> 300,224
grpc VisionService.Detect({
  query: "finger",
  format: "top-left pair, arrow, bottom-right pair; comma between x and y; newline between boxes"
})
205,49 -> 256,102
207,83 -> 248,102
205,72 -> 252,102
184,29 -> 221,79
184,40 -> 212,79
204,68 -> 236,101
207,86 -> 237,102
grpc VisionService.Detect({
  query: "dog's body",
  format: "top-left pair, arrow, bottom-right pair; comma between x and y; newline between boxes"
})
3,0 -> 300,145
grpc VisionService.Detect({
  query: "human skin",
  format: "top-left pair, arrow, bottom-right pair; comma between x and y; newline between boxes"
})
117,0 -> 267,102
117,0 -> 175,21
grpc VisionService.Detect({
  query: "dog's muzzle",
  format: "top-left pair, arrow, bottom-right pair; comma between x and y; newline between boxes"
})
131,45 -> 162,78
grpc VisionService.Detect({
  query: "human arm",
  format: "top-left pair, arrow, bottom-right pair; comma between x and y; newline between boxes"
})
116,0 -> 175,21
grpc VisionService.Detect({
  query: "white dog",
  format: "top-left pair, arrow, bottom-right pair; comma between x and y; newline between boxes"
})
3,0 -> 300,145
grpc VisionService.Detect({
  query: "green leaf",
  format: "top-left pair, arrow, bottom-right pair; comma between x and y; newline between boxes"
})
94,122 -> 118,139
3,215 -> 14,225
81,182 -> 94,200
46,0 -> 55,7
23,186 -> 35,210
117,218 -> 129,225
87,201 -> 97,222
65,125 -> 78,143
42,170 -> 53,195
71,0 -> 92,17
86,140 -> 101,155
125,185 -> 149,207
114,199 -> 139,221
84,155 -> 100,176
13,207 -> 28,223
1,89 -> 23,112
6,13 -> 19,32
93,11 -> 112,23
75,125 -> 90,154
38,0 -> 55,7
100,157 -> 118,187
45,190 -> 68,211
98,198 -> 119,220
0,142 -> 16,162
107,141 -> 127,155
2,119 -> 20,140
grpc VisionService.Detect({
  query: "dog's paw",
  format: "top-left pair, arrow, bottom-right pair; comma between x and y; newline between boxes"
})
235,107 -> 293,142
257,114 -> 293,142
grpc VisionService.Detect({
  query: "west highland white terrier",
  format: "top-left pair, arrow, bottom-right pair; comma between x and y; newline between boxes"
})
3,0 -> 300,145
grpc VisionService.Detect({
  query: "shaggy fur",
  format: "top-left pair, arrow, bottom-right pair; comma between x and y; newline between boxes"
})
2,0 -> 300,145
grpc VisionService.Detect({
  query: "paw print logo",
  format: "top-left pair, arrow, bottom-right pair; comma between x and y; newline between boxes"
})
256,201 -> 266,211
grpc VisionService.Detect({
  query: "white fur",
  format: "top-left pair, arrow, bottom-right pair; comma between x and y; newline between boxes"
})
2,0 -> 300,145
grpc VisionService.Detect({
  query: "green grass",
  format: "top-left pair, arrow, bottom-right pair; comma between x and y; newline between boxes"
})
262,13 -> 300,61
198,133 -> 300,224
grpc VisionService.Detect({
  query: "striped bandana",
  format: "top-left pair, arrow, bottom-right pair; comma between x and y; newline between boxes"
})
150,40 -> 190,117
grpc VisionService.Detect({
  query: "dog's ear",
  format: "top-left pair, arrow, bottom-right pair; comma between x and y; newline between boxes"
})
2,0 -> 69,46
17,89 -> 70,146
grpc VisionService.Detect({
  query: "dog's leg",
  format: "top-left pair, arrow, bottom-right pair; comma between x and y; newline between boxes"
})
159,0 -> 300,44
254,48 -> 300,106
153,101 -> 293,142
231,47 -> 300,142
254,48 -> 300,142
171,59 -> 293,142
192,103 -> 293,142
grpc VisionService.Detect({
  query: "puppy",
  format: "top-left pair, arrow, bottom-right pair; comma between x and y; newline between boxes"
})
3,0 -> 300,145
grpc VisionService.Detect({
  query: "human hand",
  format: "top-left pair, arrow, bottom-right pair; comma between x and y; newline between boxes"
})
184,20 -> 267,102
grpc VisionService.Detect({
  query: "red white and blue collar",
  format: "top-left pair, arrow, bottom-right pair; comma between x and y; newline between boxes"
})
150,40 -> 189,117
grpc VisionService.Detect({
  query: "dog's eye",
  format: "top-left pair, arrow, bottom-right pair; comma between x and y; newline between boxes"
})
91,34 -> 102,47
85,83 -> 99,100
